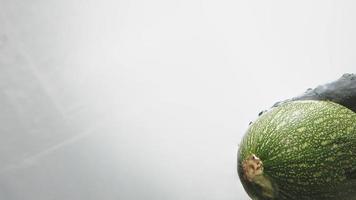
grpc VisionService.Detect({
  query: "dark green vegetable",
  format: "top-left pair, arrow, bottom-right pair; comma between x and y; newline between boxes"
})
273,73 -> 356,112
237,74 -> 356,200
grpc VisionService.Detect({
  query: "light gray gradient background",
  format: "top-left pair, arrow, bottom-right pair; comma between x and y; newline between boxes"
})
0,0 -> 355,199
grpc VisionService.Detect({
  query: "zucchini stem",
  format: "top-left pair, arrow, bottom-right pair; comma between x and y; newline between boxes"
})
243,154 -> 263,181
243,154 -> 276,199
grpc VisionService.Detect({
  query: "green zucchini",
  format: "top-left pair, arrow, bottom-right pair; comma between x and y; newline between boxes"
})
273,73 -> 356,112
237,74 -> 356,200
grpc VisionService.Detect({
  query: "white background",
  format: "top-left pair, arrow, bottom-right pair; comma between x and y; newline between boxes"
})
0,0 -> 355,199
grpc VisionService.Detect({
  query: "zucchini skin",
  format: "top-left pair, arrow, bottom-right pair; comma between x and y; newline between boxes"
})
273,73 -> 356,112
238,100 -> 356,200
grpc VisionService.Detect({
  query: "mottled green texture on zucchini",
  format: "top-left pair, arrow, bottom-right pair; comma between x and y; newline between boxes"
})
238,100 -> 356,200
